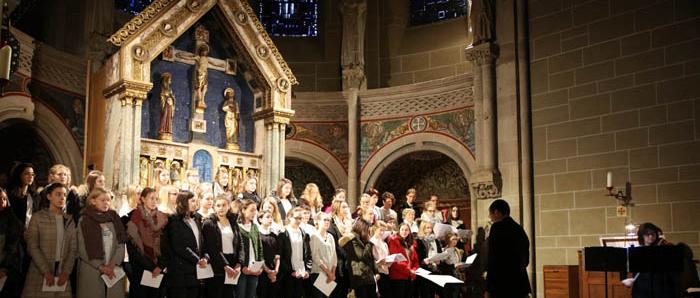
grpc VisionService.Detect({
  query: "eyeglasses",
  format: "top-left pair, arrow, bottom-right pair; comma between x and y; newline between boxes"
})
168,192 -> 178,195
293,216 -> 302,221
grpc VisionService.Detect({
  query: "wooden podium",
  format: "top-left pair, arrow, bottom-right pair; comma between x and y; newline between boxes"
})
577,250 -> 631,298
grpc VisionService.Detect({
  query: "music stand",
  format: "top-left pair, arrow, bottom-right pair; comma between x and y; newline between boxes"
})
584,247 -> 628,298
628,246 -> 684,297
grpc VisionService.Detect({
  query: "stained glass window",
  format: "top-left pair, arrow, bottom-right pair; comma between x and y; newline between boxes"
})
115,0 -> 154,15
257,0 -> 318,37
410,0 -> 468,26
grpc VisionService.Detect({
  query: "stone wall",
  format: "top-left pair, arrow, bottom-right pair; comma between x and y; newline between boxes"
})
529,0 -> 700,296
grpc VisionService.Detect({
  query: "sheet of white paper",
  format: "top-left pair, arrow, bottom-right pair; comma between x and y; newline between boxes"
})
687,287 -> 700,293
42,277 -> 67,292
0,275 -> 7,291
313,271 -> 337,297
248,260 -> 264,272
224,270 -> 241,285
196,264 -> 214,279
433,223 -> 455,238
465,253 -> 477,264
384,253 -> 406,263
140,270 -> 164,288
414,267 -> 432,276
421,274 -> 464,287
100,266 -> 125,288
381,231 -> 392,241
427,249 -> 452,263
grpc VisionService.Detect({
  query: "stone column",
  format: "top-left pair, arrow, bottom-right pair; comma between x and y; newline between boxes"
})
278,123 -> 286,178
265,123 -> 273,195
271,122 -> 280,190
103,80 -> 152,194
341,0 -> 367,207
465,42 -> 501,200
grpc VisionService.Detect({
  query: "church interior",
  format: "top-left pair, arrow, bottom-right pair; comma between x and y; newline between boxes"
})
0,0 -> 699,297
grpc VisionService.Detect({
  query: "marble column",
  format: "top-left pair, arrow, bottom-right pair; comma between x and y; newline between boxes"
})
465,42 -> 502,200
278,123 -> 286,179
265,123 -> 274,195
271,122 -> 280,192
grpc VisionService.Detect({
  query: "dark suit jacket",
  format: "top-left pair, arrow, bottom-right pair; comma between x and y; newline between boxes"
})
161,213 -> 207,287
486,216 -> 531,297
278,227 -> 312,276
202,214 -> 240,276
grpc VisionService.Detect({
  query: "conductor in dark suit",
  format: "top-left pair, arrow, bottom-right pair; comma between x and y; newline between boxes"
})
485,199 -> 531,298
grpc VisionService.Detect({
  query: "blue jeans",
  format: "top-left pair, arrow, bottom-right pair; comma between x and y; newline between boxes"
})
237,273 -> 259,298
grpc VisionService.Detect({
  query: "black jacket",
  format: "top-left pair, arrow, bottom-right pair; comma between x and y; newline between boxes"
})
416,236 -> 443,272
161,213 -> 207,287
278,227 -> 312,275
202,214 -> 240,276
485,216 -> 531,297
339,233 -> 377,288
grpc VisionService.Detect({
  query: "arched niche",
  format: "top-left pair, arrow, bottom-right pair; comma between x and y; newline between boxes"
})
0,99 -> 83,183
0,120 -> 55,184
373,150 -> 471,228
285,139 -> 347,190
285,157 -> 336,206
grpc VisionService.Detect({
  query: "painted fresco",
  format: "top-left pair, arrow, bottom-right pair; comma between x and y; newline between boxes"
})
288,122 -> 349,168
359,107 -> 476,167
29,81 -> 86,151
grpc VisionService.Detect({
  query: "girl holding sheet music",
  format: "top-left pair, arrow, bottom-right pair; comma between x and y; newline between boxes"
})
257,209 -> 281,298
279,207 -> 313,298
124,187 -> 168,298
310,211 -> 338,298
387,222 -> 420,298
416,220 -> 443,298
23,183 -> 77,298
237,198 -> 264,298
76,188 -> 127,298
370,220 -> 390,298
438,232 -> 464,298
162,190 -> 208,298
202,195 -> 241,298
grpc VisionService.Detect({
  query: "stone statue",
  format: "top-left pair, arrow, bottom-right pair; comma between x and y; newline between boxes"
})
192,44 -> 209,113
470,0 -> 495,45
222,88 -> 240,150
158,72 -> 175,140
340,0 -> 367,90
139,157 -> 149,187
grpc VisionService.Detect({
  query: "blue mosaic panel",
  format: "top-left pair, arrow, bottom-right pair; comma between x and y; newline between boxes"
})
192,149 -> 213,183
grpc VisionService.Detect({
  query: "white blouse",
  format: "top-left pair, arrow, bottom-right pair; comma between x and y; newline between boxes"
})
310,232 -> 337,274
219,222 -> 234,254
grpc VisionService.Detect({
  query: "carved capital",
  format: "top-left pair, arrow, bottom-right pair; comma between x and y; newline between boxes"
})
253,108 -> 295,124
104,79 -> 153,104
342,64 -> 366,90
464,42 -> 499,66
469,169 -> 502,200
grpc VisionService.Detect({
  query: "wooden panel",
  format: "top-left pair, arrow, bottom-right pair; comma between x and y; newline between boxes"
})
544,265 -> 579,298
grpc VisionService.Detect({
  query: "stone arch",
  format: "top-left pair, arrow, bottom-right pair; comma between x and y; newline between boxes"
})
361,132 -> 476,191
33,102 -> 84,183
285,139 -> 347,189
0,97 -> 83,182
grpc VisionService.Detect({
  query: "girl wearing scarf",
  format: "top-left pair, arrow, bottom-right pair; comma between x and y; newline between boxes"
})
125,187 -> 168,298
77,187 -> 128,298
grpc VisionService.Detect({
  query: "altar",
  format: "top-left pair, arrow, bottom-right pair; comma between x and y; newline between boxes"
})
85,0 -> 296,196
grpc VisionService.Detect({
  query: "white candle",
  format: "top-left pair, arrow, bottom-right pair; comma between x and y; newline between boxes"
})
0,45 -> 11,80
606,171 -> 613,188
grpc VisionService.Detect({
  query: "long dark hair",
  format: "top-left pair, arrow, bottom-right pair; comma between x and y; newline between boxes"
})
398,223 -> 415,249
637,222 -> 663,246
175,190 -> 195,216
8,163 -> 35,196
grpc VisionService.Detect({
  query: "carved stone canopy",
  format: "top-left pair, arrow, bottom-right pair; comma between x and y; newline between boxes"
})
469,169 -> 502,200
464,42 -> 499,66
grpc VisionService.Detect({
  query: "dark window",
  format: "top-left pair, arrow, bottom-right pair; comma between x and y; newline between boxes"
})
410,0 -> 468,26
115,0 -> 154,15
257,0 -> 318,37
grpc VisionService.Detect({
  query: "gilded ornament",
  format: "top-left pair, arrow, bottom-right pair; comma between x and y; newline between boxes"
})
256,44 -> 270,59
276,78 -> 290,92
132,45 -> 148,61
234,11 -> 248,24
187,0 -> 203,12
159,21 -> 177,37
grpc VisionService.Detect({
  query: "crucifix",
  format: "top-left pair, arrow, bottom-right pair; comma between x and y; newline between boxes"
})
161,25 -> 237,113
160,25 -> 237,135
